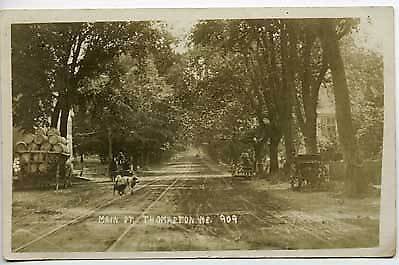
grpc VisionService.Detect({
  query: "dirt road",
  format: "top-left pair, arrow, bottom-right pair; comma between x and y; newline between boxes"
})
12,151 -> 380,252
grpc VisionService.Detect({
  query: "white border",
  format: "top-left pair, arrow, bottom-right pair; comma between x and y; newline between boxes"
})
0,0 -> 397,9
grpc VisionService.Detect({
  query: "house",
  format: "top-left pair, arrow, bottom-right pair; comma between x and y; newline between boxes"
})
317,86 -> 338,142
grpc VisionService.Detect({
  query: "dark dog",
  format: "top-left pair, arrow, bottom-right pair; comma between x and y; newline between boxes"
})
113,175 -> 139,196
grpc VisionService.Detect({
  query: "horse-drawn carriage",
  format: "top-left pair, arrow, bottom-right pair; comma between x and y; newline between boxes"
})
109,152 -> 132,182
290,153 -> 329,191
231,152 -> 255,178
231,163 -> 255,177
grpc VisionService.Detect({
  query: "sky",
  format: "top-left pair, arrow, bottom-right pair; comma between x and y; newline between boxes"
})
163,17 -> 384,54
163,18 -> 198,53
356,17 -> 384,54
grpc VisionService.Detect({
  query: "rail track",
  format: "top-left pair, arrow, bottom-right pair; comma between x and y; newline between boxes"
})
13,177 -> 165,252
237,195 -> 332,246
105,178 -> 178,251
11,151 -> 380,253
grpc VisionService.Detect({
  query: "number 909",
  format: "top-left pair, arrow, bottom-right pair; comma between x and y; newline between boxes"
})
219,214 -> 238,224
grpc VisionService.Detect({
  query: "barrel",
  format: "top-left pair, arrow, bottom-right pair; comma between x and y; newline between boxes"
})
28,143 -> 39,151
40,142 -> 52,151
47,128 -> 60,136
23,133 -> 35,144
15,141 -> 28,152
35,127 -> 47,136
34,134 -> 48,145
33,152 -> 45,162
20,153 -> 31,163
40,152 -> 46,161
48,135 -> 60,145
52,143 -> 64,153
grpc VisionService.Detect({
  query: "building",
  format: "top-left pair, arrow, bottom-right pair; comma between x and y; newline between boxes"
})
317,86 -> 338,143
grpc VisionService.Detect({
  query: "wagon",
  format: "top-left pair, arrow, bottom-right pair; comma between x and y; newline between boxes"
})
290,153 -> 329,191
14,128 -> 72,190
15,151 -> 71,190
231,152 -> 255,178
231,163 -> 255,178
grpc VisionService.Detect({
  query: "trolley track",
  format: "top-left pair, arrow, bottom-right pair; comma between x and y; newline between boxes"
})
13,178 -> 163,252
11,150 -> 380,252
105,178 -> 179,251
237,195 -> 333,247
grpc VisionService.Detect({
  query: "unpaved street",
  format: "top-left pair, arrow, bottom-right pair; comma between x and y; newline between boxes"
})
12,151 -> 380,252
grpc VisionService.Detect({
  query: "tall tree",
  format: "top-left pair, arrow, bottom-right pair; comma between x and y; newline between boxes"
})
340,35 -> 384,160
289,19 -> 354,154
12,22 -> 174,137
74,53 -> 178,168
188,19 -> 295,174
319,19 -> 365,195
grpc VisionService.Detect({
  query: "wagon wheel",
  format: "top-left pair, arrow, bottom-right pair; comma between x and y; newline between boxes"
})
305,163 -> 316,189
298,167 -> 309,190
290,164 -> 300,190
290,176 -> 300,190
317,164 -> 329,190
64,163 -> 73,188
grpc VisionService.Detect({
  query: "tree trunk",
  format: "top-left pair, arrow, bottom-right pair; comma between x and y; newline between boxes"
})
283,130 -> 294,168
269,135 -> 279,174
292,27 -> 326,155
254,140 -> 265,175
281,21 -> 296,168
319,20 -> 365,195
59,107 -> 69,137
303,114 -> 318,153
51,100 -> 61,128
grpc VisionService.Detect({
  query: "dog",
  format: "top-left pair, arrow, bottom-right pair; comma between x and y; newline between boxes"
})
113,174 -> 139,196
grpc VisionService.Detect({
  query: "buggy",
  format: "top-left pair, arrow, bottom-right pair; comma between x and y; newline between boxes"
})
231,152 -> 255,178
290,153 -> 329,191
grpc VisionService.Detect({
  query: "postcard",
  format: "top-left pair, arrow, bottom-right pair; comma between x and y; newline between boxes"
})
1,7 -> 395,260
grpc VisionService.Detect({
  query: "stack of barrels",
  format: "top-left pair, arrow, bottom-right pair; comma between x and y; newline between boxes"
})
15,128 -> 70,174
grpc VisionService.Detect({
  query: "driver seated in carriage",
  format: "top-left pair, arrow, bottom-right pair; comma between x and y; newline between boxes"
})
232,152 -> 254,177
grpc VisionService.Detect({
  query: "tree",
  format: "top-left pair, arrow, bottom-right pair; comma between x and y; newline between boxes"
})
340,35 -> 384,160
189,19 -> 298,174
74,53 -> 179,169
12,22 -> 175,137
289,20 -> 327,154
319,19 -> 365,195
12,24 -> 58,130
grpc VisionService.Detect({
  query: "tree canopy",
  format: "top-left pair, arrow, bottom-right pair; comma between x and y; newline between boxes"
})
12,19 -> 384,195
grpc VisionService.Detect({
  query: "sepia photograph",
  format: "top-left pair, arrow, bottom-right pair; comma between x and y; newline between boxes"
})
1,7 -> 395,260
